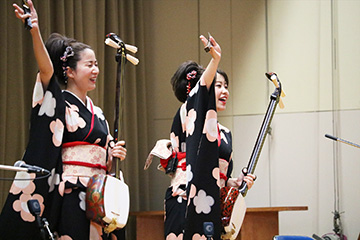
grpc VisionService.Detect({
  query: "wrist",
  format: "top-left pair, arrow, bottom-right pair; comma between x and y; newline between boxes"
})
30,27 -> 40,36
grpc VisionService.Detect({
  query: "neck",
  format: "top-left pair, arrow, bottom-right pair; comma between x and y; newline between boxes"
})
65,87 -> 87,105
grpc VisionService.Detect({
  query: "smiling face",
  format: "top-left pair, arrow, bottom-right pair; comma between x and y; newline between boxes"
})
66,48 -> 99,99
215,73 -> 229,112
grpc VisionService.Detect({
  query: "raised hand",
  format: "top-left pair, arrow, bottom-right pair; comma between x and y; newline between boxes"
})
200,34 -> 221,61
13,0 -> 39,31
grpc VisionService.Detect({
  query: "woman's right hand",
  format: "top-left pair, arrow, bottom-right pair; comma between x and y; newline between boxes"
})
200,34 -> 221,62
13,0 -> 53,90
199,34 -> 222,90
13,0 -> 39,31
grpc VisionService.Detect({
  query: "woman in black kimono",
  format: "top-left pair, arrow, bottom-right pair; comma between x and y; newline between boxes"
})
162,35 -> 256,239
0,1 -> 127,239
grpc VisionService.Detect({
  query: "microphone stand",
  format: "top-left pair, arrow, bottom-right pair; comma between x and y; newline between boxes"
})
27,199 -> 55,240
42,218 -> 55,240
324,134 -> 351,240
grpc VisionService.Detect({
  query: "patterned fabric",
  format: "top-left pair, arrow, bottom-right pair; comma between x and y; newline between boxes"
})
164,80 -> 233,240
62,144 -> 107,177
0,76 -> 125,239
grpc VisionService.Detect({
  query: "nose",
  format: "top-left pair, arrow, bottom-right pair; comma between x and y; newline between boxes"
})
221,86 -> 229,95
92,66 -> 99,75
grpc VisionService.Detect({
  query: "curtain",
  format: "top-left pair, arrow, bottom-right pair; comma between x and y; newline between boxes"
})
0,0 -> 149,237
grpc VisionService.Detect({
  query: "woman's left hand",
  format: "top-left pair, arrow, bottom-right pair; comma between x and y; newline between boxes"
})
110,140 -> 127,160
227,171 -> 257,190
107,140 -> 127,172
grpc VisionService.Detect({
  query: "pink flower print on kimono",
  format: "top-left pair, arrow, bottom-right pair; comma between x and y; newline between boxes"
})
180,103 -> 187,133
78,191 -> 86,211
58,235 -> 73,240
170,132 -> 179,152
93,105 -> 105,121
186,109 -> 197,137
191,233 -> 207,240
186,164 -> 193,186
65,102 -> 86,132
166,233 -> 184,240
193,189 -> 214,214
203,110 -> 217,142
9,172 -> 36,195
48,168 -> 61,193
32,75 -> 44,107
13,193 -> 44,222
188,81 -> 199,98
38,91 -> 56,117
58,174 -> 89,196
50,118 -> 64,147
212,167 -> 221,188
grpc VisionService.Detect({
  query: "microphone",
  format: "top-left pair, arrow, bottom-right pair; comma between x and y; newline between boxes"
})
203,222 -> 214,240
325,134 -> 338,141
325,134 -> 360,149
28,199 -> 55,240
14,161 -> 50,175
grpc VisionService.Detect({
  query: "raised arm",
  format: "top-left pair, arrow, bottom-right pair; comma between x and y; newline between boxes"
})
199,34 -> 222,90
13,0 -> 53,90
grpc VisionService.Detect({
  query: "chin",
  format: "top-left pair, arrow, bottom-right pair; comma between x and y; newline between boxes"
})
217,107 -> 226,112
88,85 -> 96,91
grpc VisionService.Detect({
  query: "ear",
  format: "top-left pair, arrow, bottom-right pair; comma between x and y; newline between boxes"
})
65,66 -> 75,79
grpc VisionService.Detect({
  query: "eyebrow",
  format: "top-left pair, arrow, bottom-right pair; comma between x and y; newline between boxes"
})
83,60 -> 98,64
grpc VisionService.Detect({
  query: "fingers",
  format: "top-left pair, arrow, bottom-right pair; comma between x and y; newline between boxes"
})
111,140 -> 127,160
243,177 -> 254,189
28,0 -> 36,12
13,4 -> 31,22
13,3 -> 23,14
209,36 -> 217,47
244,174 -> 257,190
247,173 -> 256,181
116,140 -> 126,147
199,35 -> 208,47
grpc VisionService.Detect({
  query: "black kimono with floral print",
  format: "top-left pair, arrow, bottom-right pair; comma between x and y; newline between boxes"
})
0,76 -> 125,240
165,80 -> 234,239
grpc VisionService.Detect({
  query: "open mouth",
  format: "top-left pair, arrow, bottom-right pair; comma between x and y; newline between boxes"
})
219,97 -> 227,104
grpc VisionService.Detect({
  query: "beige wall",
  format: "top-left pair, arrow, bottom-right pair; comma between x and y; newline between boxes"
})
143,0 -> 360,239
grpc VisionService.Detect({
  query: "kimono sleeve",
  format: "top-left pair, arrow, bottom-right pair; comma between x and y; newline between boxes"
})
0,76 -> 66,239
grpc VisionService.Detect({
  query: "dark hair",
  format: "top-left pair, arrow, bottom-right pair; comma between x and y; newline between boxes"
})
217,69 -> 229,86
171,60 -> 204,103
45,33 -> 92,85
